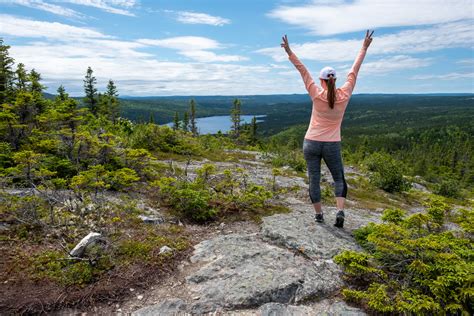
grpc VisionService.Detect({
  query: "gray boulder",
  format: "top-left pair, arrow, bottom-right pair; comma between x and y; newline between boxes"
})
186,233 -> 342,313
262,205 -> 379,260
259,302 -> 315,316
132,298 -> 187,316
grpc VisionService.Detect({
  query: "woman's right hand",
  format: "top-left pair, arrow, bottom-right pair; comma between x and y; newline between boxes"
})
281,34 -> 292,56
363,30 -> 374,49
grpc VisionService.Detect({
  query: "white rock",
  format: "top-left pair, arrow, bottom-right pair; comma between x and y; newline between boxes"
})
137,295 -> 144,300
69,232 -> 101,258
159,246 -> 173,254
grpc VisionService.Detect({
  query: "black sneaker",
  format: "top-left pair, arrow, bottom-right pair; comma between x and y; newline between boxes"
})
334,210 -> 345,228
315,213 -> 324,223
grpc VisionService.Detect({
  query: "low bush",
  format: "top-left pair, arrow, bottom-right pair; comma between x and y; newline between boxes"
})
334,198 -> 473,314
364,152 -> 410,193
434,178 -> 461,198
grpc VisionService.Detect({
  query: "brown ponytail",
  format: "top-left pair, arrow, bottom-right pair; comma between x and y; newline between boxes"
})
326,76 -> 336,109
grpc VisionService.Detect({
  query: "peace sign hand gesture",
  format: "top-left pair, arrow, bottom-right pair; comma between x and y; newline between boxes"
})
363,30 -> 374,49
281,34 -> 293,56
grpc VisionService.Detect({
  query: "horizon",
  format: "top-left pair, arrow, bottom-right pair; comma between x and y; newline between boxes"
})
1,0 -> 473,96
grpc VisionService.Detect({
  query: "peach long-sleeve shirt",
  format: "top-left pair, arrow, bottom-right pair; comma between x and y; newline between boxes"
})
289,46 -> 367,141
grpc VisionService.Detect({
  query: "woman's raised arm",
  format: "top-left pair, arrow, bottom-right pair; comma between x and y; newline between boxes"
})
342,30 -> 374,93
281,35 -> 318,99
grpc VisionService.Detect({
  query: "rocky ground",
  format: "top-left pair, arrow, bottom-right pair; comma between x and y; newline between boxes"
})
58,151 -> 389,315
52,151 -> 436,316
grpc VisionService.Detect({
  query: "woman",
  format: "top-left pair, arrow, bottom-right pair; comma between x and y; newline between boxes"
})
281,30 -> 374,228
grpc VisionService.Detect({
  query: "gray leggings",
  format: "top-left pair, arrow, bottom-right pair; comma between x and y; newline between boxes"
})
303,139 -> 347,203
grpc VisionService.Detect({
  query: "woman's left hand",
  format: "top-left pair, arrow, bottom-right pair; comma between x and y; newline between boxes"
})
281,34 -> 293,56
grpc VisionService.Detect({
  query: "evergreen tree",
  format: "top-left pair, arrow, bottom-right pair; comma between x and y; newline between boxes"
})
104,79 -> 120,123
106,79 -> 118,98
15,63 -> 28,91
57,85 -> 68,101
190,98 -> 198,136
0,39 -> 15,104
173,111 -> 180,130
149,111 -> 155,124
182,111 -> 189,132
83,66 -> 98,115
250,115 -> 258,144
28,69 -> 45,93
230,98 -> 241,137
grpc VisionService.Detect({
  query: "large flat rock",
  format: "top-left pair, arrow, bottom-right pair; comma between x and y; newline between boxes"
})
262,203 -> 380,260
185,233 -> 342,313
260,300 -> 366,316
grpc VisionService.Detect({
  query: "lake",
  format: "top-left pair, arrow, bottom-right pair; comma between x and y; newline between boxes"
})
164,115 -> 266,134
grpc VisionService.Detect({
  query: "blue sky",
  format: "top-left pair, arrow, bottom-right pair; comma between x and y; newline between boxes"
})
0,0 -> 473,96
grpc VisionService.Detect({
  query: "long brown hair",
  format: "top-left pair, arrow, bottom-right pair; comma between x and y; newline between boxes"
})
325,76 -> 336,109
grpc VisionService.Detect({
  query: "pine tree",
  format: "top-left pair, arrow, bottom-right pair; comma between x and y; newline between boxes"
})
0,38 -> 15,103
29,69 -> 45,93
230,98 -> 241,137
182,111 -> 189,132
190,98 -> 198,136
106,79 -> 120,123
173,111 -> 180,130
15,63 -> 28,91
57,85 -> 68,101
83,66 -> 98,115
106,79 -> 118,98
250,115 -> 258,144
149,111 -> 155,124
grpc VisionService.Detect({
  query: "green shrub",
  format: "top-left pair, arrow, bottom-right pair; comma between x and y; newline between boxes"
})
434,178 -> 461,198
364,152 -> 410,193
30,250 -> 96,286
334,203 -> 473,314
172,186 -> 217,221
381,208 -> 406,224
270,148 -> 306,172
152,177 -> 217,222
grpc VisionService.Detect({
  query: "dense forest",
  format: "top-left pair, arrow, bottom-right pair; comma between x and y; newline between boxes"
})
1,37 -> 473,315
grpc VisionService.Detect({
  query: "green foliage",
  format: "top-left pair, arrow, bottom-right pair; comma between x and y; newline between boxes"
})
70,165 -> 139,193
109,168 -> 140,191
70,164 -> 110,194
230,98 -> 241,138
380,208 -> 406,224
239,184 -> 273,208
335,202 -> 474,314
127,123 -> 201,155
364,152 -> 410,193
30,250 -> 93,286
434,178 -> 461,198
152,176 -> 216,222
83,66 -> 98,115
269,148 -> 306,173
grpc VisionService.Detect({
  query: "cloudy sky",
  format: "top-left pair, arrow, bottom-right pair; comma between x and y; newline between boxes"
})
0,0 -> 473,96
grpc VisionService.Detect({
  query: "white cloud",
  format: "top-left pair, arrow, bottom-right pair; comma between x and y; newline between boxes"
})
57,0 -> 137,16
2,15 -> 261,95
410,72 -> 474,80
180,50 -> 248,62
357,55 -> 432,75
137,36 -> 221,51
174,11 -> 230,26
2,0 -> 83,18
269,0 -> 473,35
257,21 -> 474,62
0,14 -> 109,39
137,36 -> 247,63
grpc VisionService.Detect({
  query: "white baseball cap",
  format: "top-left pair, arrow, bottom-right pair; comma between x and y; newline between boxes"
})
319,66 -> 337,79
